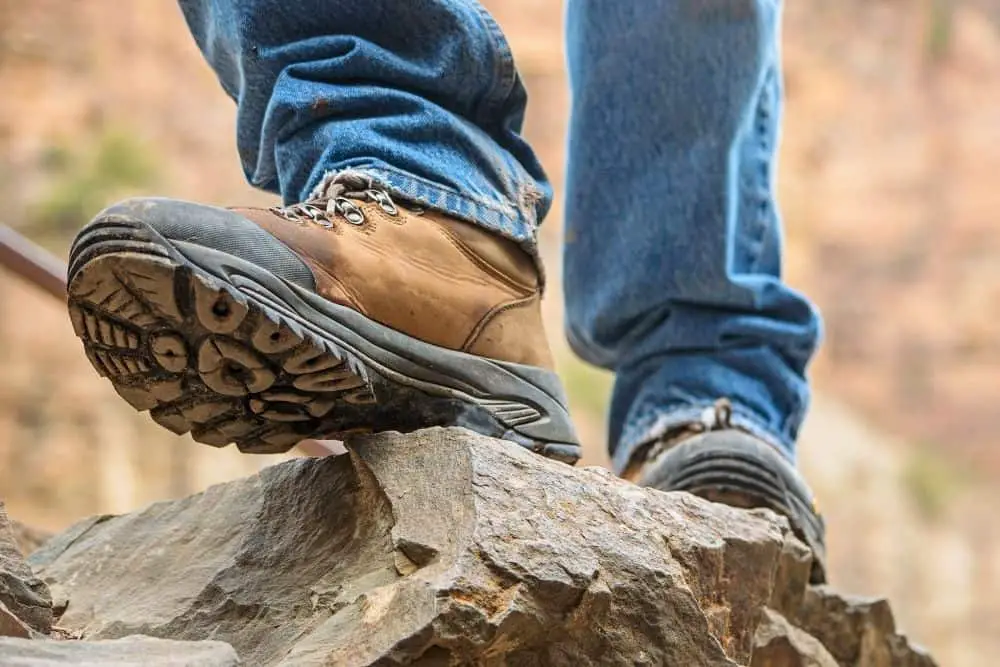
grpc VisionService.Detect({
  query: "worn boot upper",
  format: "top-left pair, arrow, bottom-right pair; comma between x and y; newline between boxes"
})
229,192 -> 553,370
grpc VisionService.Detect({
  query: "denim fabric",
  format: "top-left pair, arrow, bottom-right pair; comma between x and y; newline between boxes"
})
178,0 -> 821,468
178,0 -> 550,251
563,0 -> 821,469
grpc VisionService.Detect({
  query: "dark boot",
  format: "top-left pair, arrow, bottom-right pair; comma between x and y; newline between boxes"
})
623,401 -> 827,582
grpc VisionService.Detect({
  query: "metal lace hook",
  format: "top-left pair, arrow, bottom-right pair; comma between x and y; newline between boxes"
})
366,189 -> 398,216
335,198 -> 366,225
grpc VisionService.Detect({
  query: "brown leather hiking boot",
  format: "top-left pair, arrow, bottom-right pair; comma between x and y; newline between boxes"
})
66,174 -> 580,462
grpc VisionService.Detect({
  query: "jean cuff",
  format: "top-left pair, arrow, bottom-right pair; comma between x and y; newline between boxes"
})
612,400 -> 795,476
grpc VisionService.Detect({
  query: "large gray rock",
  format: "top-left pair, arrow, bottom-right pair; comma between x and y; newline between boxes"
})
26,428 -> 939,667
0,503 -> 51,635
0,636 -> 240,666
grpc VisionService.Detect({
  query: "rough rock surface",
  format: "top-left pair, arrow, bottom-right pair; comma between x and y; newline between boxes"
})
794,587 -> 938,667
0,635 -> 240,665
0,503 -> 51,635
752,608 -> 838,667
0,601 -> 34,639
26,428 -> 937,667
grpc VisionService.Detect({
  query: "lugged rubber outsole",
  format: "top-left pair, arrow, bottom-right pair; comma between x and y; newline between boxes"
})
67,217 -> 581,462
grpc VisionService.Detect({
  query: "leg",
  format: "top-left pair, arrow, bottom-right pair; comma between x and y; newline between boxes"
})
565,0 -> 819,466
65,0 -> 580,461
177,0 -> 550,249
564,0 -> 825,576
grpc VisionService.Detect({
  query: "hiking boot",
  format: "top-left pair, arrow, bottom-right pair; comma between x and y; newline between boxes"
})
66,173 -> 580,462
622,400 -> 827,583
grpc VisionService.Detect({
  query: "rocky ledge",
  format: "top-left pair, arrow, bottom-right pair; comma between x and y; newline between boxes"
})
2,428 -> 936,666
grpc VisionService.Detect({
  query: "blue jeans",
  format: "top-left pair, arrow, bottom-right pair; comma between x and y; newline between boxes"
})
178,0 -> 821,470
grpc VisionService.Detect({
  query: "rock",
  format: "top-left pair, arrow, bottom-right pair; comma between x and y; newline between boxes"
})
0,601 -> 33,639
26,428 -> 938,667
31,428 -> 808,666
752,608 -> 838,667
794,587 -> 937,667
0,635 -> 240,666
0,503 -> 52,634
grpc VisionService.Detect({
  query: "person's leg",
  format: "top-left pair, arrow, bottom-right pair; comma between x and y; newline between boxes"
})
65,0 -> 579,461
564,0 -> 825,576
178,0 -> 549,250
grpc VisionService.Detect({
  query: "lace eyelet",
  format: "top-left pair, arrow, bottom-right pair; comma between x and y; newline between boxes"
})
270,206 -> 302,223
366,189 -> 398,216
335,197 -> 366,225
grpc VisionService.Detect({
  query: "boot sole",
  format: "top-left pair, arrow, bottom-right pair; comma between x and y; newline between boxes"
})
650,434 -> 827,583
66,216 -> 581,463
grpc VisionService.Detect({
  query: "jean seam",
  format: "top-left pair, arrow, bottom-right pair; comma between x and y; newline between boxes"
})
470,3 -> 517,129
745,65 -> 778,274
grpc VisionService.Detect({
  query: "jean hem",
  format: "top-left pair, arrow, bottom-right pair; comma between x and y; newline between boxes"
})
612,401 -> 794,475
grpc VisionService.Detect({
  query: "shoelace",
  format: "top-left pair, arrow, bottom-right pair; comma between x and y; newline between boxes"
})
268,173 -> 399,228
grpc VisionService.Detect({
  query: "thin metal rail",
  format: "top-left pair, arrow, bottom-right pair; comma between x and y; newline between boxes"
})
0,224 -> 67,300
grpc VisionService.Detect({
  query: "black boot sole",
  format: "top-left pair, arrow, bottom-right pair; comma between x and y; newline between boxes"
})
66,217 -> 581,463
644,431 -> 827,583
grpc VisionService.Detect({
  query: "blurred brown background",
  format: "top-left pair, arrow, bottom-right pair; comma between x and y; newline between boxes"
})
1,1 -> 999,664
